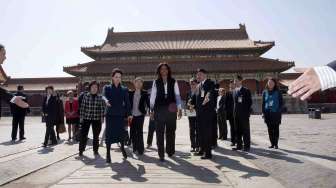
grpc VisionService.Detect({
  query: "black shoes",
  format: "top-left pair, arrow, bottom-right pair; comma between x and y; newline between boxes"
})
201,155 -> 212,160
106,156 -> 111,163
79,151 -> 83,156
243,147 -> 250,152
232,147 -> 242,151
269,145 -> 278,149
121,148 -> 127,159
194,152 -> 204,156
19,137 -> 26,141
106,151 -> 111,163
50,141 -> 57,146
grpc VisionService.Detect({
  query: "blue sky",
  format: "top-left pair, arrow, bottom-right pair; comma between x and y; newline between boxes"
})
0,0 -> 335,78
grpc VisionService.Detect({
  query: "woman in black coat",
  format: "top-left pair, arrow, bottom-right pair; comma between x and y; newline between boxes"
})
103,68 -> 132,163
262,78 -> 283,149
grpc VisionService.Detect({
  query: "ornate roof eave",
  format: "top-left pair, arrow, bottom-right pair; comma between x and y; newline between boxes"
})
81,43 -> 274,58
64,68 -> 292,78
63,58 -> 295,78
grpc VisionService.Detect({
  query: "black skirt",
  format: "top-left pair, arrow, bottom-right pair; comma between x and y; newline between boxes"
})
66,117 -> 80,125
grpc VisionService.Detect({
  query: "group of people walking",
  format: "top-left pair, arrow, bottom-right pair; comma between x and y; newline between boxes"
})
1,42 -> 334,165
9,61 -> 284,164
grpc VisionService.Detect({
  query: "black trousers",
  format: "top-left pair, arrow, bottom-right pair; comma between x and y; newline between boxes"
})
227,114 -> 236,144
147,119 -> 156,146
12,114 -> 25,140
55,124 -> 60,138
44,120 -> 57,145
212,113 -> 218,146
235,116 -> 250,149
130,115 -> 145,154
197,111 -> 214,157
188,116 -> 199,149
217,112 -> 228,139
267,123 -> 280,147
155,106 -> 177,159
79,119 -> 102,153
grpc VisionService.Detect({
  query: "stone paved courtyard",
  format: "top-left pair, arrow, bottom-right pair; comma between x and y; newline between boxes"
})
0,114 -> 335,188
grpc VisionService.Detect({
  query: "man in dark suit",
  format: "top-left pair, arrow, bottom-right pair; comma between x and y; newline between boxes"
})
11,85 -> 30,141
42,85 -> 58,147
0,44 -> 29,119
288,60 -> 336,100
129,77 -> 150,155
232,75 -> 252,152
216,88 -> 227,140
225,80 -> 236,146
191,68 -> 216,159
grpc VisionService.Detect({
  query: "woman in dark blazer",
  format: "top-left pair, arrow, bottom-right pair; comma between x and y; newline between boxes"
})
262,78 -> 283,149
42,85 -> 58,147
55,93 -> 65,140
103,68 -> 132,163
129,77 -> 150,155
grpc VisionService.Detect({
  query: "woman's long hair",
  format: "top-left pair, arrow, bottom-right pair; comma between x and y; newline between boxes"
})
156,62 -> 172,80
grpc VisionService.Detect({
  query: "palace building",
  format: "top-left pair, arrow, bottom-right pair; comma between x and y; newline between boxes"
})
5,25 -> 335,115
63,24 -> 295,99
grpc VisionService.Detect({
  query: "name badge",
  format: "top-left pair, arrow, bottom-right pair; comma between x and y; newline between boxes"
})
238,96 -> 243,103
201,90 -> 205,98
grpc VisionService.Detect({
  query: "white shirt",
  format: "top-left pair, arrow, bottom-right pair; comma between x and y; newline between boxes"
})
314,66 -> 336,91
132,90 -> 142,116
217,95 -> 222,110
46,95 -> 51,105
150,80 -> 182,110
235,86 -> 242,92
10,96 -> 16,103
10,95 -> 26,104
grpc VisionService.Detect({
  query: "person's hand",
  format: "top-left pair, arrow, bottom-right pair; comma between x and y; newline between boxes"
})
177,109 -> 182,120
202,96 -> 209,106
105,101 -> 111,107
14,97 -> 29,108
288,68 -> 321,101
150,112 -> 154,120
128,116 -> 133,122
